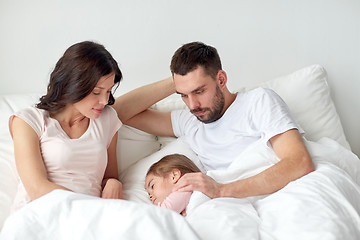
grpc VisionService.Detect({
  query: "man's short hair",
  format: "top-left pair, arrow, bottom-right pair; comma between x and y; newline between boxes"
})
170,42 -> 222,79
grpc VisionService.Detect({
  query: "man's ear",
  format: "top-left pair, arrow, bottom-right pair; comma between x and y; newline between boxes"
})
170,169 -> 182,184
216,70 -> 227,89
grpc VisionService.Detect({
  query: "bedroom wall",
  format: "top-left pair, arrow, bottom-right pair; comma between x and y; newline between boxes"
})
0,0 -> 359,157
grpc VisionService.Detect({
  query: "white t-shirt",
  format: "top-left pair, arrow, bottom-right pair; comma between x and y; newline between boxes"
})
171,88 -> 303,171
9,106 -> 122,210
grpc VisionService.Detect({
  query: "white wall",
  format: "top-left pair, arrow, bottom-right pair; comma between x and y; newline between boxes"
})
0,0 -> 359,157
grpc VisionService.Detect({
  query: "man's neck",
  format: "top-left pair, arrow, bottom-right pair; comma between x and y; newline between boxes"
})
222,90 -> 237,114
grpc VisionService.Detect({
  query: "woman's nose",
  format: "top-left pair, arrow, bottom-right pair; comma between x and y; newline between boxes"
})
99,93 -> 108,105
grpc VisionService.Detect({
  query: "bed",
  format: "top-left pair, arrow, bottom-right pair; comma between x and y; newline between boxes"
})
0,64 -> 359,239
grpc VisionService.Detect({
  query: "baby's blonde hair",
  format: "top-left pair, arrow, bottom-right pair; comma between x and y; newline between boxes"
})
146,154 -> 201,178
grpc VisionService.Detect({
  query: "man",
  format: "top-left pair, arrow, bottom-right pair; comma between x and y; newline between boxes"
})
113,41 -> 314,199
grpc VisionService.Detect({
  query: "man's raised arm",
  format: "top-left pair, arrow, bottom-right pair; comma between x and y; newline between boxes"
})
111,77 -> 176,137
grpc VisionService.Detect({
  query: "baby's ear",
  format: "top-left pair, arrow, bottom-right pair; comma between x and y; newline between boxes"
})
170,169 -> 182,183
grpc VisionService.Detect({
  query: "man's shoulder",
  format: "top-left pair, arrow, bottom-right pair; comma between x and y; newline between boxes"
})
171,109 -> 199,137
241,87 -> 280,104
246,87 -> 276,97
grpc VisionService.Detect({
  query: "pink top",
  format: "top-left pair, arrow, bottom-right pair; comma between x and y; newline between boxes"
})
158,191 -> 192,214
9,106 -> 121,210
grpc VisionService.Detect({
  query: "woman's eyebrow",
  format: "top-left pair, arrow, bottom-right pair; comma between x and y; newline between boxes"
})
94,85 -> 115,90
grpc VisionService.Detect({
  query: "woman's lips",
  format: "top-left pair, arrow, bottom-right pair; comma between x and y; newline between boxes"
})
93,108 -> 103,114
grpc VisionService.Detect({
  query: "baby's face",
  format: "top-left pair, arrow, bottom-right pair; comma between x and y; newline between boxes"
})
145,173 -> 174,205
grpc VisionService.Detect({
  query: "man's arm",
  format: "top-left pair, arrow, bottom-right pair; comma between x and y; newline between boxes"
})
111,77 -> 175,136
174,129 -> 315,198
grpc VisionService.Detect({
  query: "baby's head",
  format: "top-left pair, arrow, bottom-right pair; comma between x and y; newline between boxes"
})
145,154 -> 201,205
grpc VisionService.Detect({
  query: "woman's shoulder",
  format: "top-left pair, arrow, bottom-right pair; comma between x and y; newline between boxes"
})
98,106 -> 119,121
17,106 -> 46,115
103,105 -> 117,115
94,106 -> 122,131
10,106 -> 48,137
13,106 -> 48,122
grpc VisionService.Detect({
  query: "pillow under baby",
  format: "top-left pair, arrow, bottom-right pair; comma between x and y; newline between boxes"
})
119,138 -> 205,203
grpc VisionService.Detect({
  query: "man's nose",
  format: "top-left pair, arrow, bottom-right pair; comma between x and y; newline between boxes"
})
188,95 -> 199,110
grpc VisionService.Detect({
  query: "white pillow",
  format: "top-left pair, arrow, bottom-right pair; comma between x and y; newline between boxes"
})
151,93 -> 186,112
241,64 -> 350,149
116,125 -> 160,175
119,138 -> 204,203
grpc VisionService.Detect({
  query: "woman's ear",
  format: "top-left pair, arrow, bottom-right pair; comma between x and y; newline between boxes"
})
170,169 -> 182,184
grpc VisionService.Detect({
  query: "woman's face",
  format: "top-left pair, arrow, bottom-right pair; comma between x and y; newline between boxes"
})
145,173 -> 174,205
73,72 -> 115,119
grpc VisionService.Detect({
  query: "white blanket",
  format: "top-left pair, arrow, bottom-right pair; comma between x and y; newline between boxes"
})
185,138 -> 360,240
1,138 -> 360,240
0,191 -> 200,240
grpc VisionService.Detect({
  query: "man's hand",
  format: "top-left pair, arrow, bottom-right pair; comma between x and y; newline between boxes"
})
173,172 -> 223,199
101,178 -> 123,199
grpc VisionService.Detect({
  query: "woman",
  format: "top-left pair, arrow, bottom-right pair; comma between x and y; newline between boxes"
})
8,41 -> 174,210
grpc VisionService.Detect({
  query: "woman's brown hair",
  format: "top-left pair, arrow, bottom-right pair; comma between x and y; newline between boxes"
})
36,41 -> 122,112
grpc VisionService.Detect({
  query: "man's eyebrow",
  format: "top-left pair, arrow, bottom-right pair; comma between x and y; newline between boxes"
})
176,85 -> 206,95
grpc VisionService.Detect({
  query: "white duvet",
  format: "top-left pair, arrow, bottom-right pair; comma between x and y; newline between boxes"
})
1,138 -> 360,240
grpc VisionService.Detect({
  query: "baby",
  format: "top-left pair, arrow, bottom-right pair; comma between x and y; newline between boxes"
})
145,154 -> 201,215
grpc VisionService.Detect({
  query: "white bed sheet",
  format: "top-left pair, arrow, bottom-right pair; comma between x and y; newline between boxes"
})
1,138 -> 359,240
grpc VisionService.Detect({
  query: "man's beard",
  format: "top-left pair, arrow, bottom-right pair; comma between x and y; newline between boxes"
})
190,85 -> 225,124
